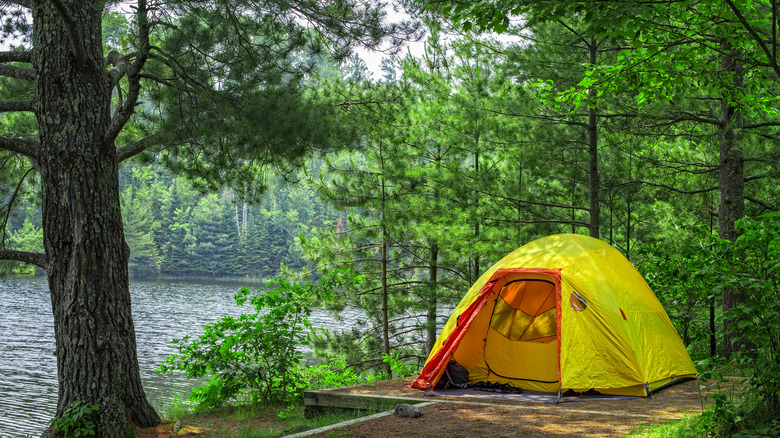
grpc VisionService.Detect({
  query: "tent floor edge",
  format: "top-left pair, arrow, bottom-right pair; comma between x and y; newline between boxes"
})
649,376 -> 698,395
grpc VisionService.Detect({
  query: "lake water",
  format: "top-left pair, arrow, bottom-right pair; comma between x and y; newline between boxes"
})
0,276 -> 366,438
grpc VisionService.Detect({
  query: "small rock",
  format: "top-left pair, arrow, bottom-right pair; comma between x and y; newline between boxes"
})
393,403 -> 422,418
172,419 -> 182,434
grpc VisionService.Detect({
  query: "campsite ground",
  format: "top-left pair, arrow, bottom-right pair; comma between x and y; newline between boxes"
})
134,377 -> 708,437
302,378 -> 705,437
306,402 -> 668,437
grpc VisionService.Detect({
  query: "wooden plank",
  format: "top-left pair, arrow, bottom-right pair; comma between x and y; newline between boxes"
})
303,389 -> 428,418
306,391 -> 423,409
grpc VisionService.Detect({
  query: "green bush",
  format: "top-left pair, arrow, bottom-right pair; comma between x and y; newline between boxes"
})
697,213 -> 780,436
159,273 -> 351,408
49,400 -> 100,438
305,357 -> 383,390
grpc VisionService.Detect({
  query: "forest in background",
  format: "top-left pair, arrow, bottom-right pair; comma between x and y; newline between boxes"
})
5,161 -> 342,278
4,11 -> 779,367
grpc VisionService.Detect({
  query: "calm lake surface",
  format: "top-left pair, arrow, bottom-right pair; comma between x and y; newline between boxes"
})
0,276 -> 363,438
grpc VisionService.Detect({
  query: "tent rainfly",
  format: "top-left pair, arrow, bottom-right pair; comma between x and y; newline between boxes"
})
411,234 -> 696,397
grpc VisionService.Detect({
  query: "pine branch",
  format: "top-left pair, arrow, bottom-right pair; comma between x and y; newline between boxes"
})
47,0 -> 87,69
746,196 -> 772,211
116,135 -> 154,162
0,51 -> 31,63
0,101 -> 34,112
105,0 -> 150,146
617,179 -> 718,194
0,64 -> 35,81
1,167 -> 35,247
4,0 -> 31,8
744,121 -> 780,129
0,136 -> 41,160
472,187 -> 590,212
745,172 -> 771,182
0,250 -> 46,269
493,218 -> 591,228
138,72 -> 175,88
723,0 -> 780,79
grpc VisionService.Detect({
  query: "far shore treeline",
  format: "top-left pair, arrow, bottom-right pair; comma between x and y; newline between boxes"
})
5,161 -> 341,279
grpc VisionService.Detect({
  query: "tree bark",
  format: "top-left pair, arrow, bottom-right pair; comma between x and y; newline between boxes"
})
379,145 -> 391,377
587,37 -> 600,239
718,40 -> 745,358
426,244 -> 438,354
32,0 -> 160,435
473,141 -> 480,280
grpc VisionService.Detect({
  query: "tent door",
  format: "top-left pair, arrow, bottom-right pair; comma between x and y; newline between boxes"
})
483,278 -> 560,389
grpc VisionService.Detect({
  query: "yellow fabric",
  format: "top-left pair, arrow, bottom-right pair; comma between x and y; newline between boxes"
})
424,234 -> 696,395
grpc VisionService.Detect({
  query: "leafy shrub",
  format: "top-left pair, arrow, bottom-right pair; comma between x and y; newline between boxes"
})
697,213 -> 780,436
640,236 -> 720,360
49,400 -> 100,438
305,357 -> 383,390
719,214 -> 779,422
159,274 -> 350,408
382,353 -> 418,378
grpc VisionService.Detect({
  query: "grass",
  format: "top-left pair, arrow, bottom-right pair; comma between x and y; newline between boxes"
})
159,395 -> 193,419
156,398 -> 377,438
629,415 -> 711,438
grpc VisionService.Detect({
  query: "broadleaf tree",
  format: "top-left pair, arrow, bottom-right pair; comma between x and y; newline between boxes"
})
0,0 -> 420,435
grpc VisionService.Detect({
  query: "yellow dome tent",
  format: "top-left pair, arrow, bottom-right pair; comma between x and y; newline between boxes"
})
411,234 -> 696,397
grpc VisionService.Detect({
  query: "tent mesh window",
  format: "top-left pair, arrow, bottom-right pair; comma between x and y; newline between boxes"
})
489,279 -> 557,343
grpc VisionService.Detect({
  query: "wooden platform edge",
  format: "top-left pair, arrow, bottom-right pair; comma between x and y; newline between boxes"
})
289,402 -> 437,438
304,390 -> 429,417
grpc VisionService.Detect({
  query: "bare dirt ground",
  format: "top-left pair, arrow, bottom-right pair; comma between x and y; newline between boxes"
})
307,402 -> 668,438
304,378 -> 706,438
337,377 -> 705,418
134,378 -> 708,437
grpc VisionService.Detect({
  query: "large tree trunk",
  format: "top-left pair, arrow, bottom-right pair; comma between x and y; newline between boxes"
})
32,0 -> 160,435
718,41 -> 745,358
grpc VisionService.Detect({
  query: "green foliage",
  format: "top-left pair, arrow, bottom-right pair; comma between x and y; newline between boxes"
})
49,401 -> 100,438
5,217 -> 43,274
111,162 -> 343,278
161,402 -> 373,438
158,395 -> 192,419
674,213 -> 780,436
715,213 -> 780,430
381,353 -> 417,379
159,272 -> 352,408
8,217 -> 42,253
305,357 -> 384,390
641,235 -> 719,359
121,165 -> 162,277
629,414 -> 711,438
